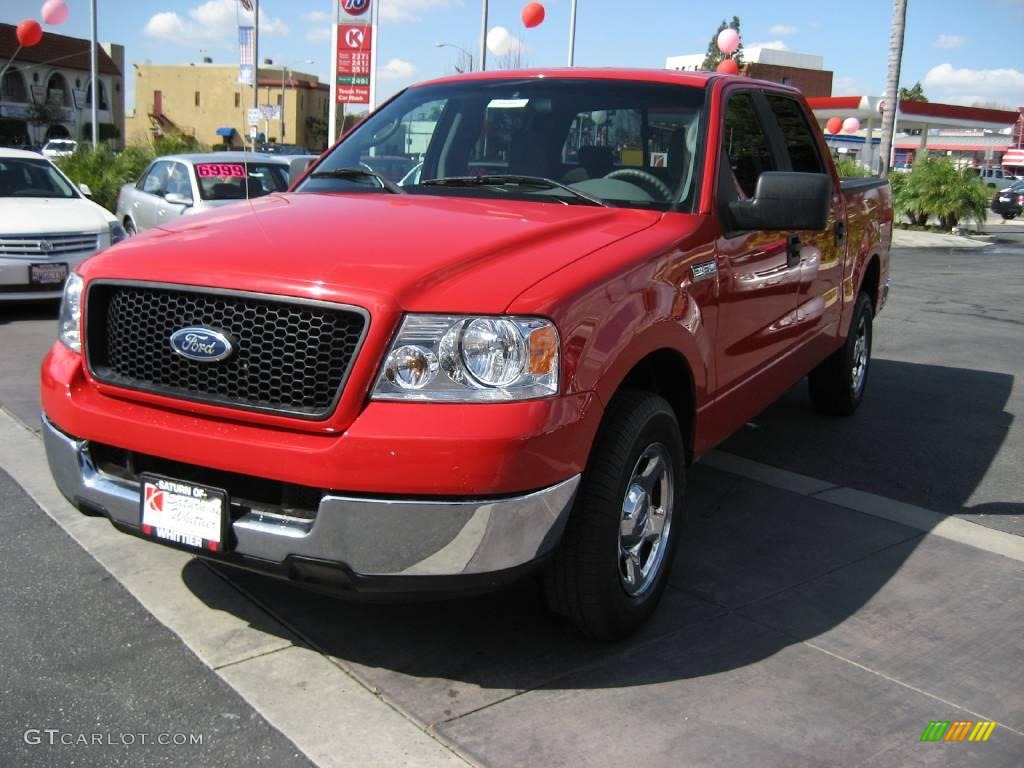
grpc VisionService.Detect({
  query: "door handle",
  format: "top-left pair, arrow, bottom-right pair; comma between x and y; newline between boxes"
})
157,208 -> 166,216
786,234 -> 801,268
835,221 -> 846,246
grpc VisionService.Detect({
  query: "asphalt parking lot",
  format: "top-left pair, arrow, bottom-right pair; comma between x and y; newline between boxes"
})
1,236 -> 1022,767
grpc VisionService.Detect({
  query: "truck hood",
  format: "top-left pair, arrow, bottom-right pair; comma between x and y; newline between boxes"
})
84,192 -> 662,312
0,197 -> 113,236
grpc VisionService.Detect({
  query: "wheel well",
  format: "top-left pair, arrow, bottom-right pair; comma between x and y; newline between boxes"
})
617,349 -> 695,462
861,255 -> 880,311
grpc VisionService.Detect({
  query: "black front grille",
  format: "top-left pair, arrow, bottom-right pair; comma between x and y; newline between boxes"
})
86,283 -> 367,418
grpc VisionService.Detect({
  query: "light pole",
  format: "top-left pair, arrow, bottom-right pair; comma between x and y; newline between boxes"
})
265,58 -> 315,145
435,42 -> 473,73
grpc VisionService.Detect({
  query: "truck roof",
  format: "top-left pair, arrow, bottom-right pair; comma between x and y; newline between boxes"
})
415,67 -> 721,90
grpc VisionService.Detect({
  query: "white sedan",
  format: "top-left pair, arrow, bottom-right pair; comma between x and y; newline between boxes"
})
0,148 -> 125,301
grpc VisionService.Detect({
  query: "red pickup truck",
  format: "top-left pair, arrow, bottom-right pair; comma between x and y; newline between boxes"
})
42,69 -> 891,639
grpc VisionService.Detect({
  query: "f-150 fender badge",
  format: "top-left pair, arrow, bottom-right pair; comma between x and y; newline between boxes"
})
690,261 -> 718,282
169,327 -> 234,362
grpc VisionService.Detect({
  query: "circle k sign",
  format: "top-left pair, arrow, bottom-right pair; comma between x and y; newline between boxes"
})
342,0 -> 370,17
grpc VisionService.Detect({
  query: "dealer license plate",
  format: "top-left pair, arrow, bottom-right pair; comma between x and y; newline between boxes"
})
30,262 -> 68,285
140,474 -> 228,552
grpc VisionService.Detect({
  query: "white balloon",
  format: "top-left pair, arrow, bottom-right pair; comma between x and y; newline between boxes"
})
487,26 -> 511,56
590,110 -> 608,125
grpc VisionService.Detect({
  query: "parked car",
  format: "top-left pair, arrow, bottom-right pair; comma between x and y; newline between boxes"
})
257,143 -> 310,155
115,152 -> 296,234
41,139 -> 78,159
966,165 -> 1017,190
42,69 -> 891,639
990,179 -> 1024,220
0,148 -> 125,301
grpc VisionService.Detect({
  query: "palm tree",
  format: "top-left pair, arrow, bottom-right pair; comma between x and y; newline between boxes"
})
878,0 -> 908,178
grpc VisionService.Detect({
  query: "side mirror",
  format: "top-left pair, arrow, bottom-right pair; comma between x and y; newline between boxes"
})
78,183 -> 93,198
727,172 -> 831,231
164,192 -> 193,207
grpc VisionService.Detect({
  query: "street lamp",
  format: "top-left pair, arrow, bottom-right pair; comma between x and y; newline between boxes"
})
264,58 -> 315,143
435,42 -> 473,73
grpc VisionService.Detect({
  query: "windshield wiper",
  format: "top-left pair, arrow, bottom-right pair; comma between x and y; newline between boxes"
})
308,167 -> 405,194
421,175 -> 611,207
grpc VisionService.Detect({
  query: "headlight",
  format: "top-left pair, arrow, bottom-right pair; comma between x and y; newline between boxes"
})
373,315 -> 559,401
108,221 -> 127,245
57,273 -> 84,353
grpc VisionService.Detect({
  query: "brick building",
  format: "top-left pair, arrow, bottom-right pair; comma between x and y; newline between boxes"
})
665,47 -> 833,98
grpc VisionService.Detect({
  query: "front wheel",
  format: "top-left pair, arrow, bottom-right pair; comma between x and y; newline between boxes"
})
808,291 -> 873,416
543,390 -> 685,640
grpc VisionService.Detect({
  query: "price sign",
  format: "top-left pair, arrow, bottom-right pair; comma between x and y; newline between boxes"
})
195,163 -> 247,178
336,23 -> 372,104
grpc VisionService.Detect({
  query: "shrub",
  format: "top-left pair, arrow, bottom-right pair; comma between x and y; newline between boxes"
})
892,157 -> 989,229
55,133 -> 209,214
834,158 -> 872,178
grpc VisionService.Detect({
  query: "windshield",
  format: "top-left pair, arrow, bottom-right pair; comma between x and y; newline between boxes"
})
45,141 -> 76,150
195,162 -> 290,200
0,157 -> 78,199
298,78 -> 707,211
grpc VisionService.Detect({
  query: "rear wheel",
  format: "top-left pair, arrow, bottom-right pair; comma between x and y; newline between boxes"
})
543,390 -> 685,640
808,291 -> 873,416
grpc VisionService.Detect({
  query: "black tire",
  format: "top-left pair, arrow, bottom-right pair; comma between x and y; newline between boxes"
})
808,291 -> 873,416
124,218 -> 136,236
543,390 -> 685,640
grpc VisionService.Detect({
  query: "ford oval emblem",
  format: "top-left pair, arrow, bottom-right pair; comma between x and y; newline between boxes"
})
169,327 -> 234,362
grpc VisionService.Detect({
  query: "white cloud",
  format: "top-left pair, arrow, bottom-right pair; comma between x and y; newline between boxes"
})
923,63 -> 1024,106
302,10 -> 330,23
379,58 -> 417,81
144,12 -> 187,41
380,0 -> 454,23
833,75 -> 867,96
768,24 -> 797,36
488,31 -> 527,58
144,0 -> 289,46
934,34 -> 964,49
305,27 -> 331,43
747,40 -> 788,51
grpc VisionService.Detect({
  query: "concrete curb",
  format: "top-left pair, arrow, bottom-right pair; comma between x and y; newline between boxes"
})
703,450 -> 1024,563
0,408 -> 470,768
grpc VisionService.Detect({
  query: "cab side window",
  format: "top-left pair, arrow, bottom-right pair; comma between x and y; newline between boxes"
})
721,93 -> 775,199
765,95 -> 826,174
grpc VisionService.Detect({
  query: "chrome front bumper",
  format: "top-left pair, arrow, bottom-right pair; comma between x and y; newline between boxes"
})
42,414 -> 579,582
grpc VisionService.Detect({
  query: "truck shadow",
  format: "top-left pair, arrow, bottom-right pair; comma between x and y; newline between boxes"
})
720,358 -> 1021,521
182,359 -> 1017,727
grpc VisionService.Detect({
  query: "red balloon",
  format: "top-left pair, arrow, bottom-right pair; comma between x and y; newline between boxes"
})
16,19 -> 43,47
521,2 -> 545,28
825,117 -> 843,134
716,58 -> 739,75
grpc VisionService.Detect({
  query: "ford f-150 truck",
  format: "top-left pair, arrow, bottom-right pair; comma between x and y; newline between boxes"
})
41,69 -> 891,639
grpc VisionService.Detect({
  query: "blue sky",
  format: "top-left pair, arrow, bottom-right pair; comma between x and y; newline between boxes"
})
4,0 -> 1024,111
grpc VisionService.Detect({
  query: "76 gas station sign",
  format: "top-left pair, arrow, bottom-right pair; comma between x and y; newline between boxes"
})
336,0 -> 372,104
